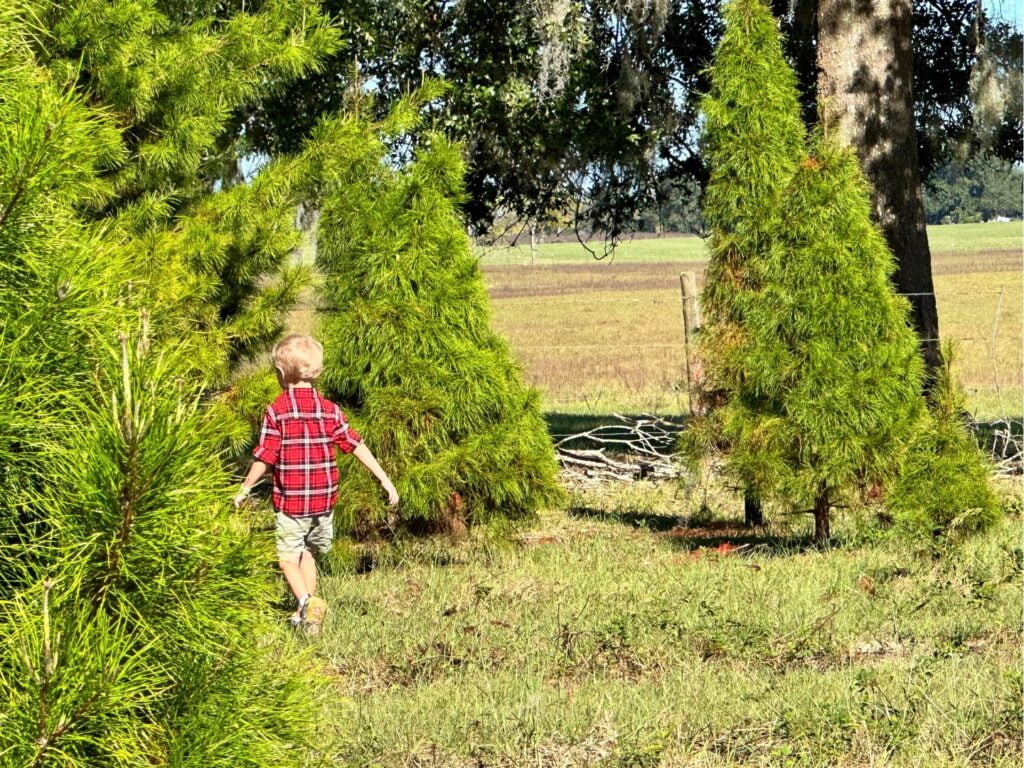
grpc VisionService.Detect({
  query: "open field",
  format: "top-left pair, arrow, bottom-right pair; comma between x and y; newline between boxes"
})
280,222 -> 1023,766
307,481 -> 1022,767
479,221 -> 1022,266
481,224 -> 1022,418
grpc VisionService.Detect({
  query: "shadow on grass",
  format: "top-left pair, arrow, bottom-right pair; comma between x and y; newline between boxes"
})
568,505 -> 841,556
568,505 -> 681,532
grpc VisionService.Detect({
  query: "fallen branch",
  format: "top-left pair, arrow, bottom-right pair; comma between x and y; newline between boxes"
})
555,414 -> 685,483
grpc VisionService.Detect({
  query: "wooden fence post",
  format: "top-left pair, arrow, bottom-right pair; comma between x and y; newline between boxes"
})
679,271 -> 702,416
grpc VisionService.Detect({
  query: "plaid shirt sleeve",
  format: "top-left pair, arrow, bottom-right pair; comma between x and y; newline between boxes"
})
253,407 -> 281,464
332,405 -> 362,454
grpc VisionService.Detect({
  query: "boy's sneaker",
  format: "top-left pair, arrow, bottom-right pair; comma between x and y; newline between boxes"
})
301,596 -> 327,636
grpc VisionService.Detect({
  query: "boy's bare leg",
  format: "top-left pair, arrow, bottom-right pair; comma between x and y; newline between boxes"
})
299,549 -> 317,596
278,558 -> 309,602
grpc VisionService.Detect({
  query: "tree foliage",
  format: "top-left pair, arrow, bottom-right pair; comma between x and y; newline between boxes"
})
234,0 -> 1021,243
0,3 -> 329,762
690,0 -> 997,542
923,158 -> 1023,224
888,350 -> 1000,539
719,138 -> 926,537
28,0 -> 340,369
683,0 -> 805,517
313,91 -> 563,532
240,0 -> 722,240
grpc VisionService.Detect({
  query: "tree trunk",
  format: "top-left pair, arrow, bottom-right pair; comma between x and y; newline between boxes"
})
744,489 -> 764,527
813,491 -> 830,543
817,0 -> 942,375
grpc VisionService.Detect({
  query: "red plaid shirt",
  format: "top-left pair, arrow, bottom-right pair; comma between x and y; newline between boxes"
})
253,387 -> 362,517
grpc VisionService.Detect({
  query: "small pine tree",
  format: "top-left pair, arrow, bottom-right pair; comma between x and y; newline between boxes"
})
686,0 -> 806,524
314,102 -> 562,532
888,349 -> 1000,539
1,338 -> 320,766
717,138 -> 925,541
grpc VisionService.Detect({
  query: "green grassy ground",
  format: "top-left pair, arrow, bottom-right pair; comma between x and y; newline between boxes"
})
478,221 -> 1021,266
478,234 -> 708,265
302,481 -> 1022,767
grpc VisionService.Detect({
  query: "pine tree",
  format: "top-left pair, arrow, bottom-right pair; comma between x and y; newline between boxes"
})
888,349 -> 1000,539
0,8 -> 324,763
687,0 -> 806,525
717,137 -> 926,541
692,0 -> 999,543
314,98 -> 563,532
1,339 -> 319,766
33,0 -> 341,370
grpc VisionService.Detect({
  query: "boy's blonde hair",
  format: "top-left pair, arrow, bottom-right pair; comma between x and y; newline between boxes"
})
273,333 -> 324,382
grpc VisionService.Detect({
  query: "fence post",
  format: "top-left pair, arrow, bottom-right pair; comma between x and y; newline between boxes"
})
679,271 -> 701,416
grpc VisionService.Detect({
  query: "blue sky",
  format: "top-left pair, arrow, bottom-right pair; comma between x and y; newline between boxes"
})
984,0 -> 1022,28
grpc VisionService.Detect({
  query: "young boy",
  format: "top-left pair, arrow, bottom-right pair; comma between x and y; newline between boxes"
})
234,333 -> 398,633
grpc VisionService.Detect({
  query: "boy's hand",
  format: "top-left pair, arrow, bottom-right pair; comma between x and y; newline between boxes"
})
233,488 -> 250,509
382,481 -> 399,507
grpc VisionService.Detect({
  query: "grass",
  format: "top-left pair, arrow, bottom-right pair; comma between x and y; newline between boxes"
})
478,233 -> 709,266
477,221 -> 1021,266
302,480 -> 1022,767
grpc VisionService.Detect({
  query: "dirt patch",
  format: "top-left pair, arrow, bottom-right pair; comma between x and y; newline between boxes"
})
483,261 -> 705,299
931,248 -> 1020,276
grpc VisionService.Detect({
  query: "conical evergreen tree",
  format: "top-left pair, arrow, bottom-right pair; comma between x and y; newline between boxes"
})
686,0 -> 806,524
692,0 -> 998,543
718,137 -> 926,541
314,101 -> 562,531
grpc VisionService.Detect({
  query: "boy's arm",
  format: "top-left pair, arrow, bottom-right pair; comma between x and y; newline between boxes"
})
352,443 -> 399,507
331,405 -> 398,507
234,461 -> 269,508
235,406 -> 281,508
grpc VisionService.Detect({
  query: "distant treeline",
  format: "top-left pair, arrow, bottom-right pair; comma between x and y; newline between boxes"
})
520,159 -> 1023,238
921,159 -> 1023,224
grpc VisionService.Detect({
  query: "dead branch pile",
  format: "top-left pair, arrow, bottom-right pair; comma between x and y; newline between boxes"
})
979,417 -> 1023,476
555,414 -> 684,483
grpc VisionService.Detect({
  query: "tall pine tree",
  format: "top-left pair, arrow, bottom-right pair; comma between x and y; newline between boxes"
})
314,97 -> 563,532
689,0 -> 806,525
692,0 -> 999,542
719,138 -> 926,541
0,5 -> 326,762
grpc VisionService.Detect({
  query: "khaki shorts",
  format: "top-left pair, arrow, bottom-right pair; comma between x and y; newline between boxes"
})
275,511 -> 334,561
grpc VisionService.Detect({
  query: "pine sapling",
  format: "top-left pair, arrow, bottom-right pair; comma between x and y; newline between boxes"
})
315,103 -> 562,533
718,138 -> 925,542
